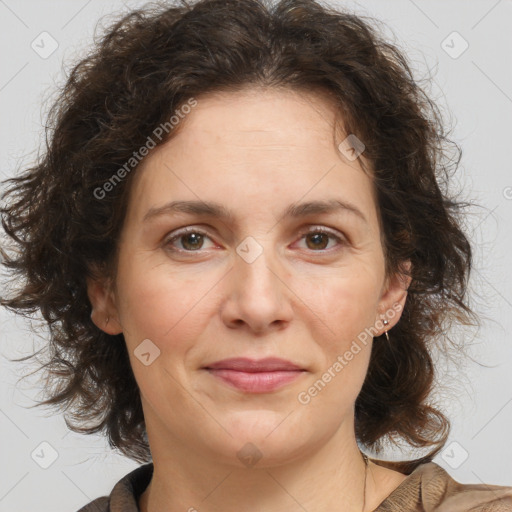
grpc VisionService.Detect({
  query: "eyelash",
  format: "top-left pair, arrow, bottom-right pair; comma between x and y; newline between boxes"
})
163,226 -> 347,255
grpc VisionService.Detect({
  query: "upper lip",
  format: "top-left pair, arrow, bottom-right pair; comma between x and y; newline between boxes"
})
203,357 -> 304,372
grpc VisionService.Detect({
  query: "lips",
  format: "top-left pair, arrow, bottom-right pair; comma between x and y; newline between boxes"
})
203,357 -> 303,372
203,357 -> 305,393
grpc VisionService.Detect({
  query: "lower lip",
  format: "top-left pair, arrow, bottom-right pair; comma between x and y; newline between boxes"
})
206,369 -> 304,393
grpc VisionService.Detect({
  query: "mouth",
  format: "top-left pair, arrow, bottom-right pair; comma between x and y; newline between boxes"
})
202,357 -> 306,393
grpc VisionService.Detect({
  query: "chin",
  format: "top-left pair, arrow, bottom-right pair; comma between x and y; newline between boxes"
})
210,414 -> 314,466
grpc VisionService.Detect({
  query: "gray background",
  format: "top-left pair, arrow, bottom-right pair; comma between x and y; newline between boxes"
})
0,0 -> 511,510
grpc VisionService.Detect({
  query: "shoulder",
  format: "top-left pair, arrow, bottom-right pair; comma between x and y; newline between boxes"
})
76,496 -> 109,512
75,463 -> 154,512
374,461 -> 512,512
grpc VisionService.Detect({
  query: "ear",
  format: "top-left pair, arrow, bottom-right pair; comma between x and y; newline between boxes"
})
374,260 -> 412,335
86,268 -> 123,336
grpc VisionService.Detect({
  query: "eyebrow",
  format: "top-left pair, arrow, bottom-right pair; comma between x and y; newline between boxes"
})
142,198 -> 368,225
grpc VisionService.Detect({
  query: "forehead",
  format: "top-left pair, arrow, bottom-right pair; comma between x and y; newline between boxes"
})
185,86 -> 337,134
125,87 -> 378,230
172,87 -> 352,156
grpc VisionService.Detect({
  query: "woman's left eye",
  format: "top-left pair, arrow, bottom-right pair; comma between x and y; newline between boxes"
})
164,227 -> 346,253
296,228 -> 345,251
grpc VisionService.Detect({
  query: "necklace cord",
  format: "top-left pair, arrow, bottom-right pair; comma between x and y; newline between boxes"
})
362,452 -> 369,512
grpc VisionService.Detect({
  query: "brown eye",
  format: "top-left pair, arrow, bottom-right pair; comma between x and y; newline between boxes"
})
297,227 -> 346,252
180,232 -> 204,251
304,232 -> 330,250
164,229 -> 215,253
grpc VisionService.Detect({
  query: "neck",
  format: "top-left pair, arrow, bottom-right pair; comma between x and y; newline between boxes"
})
139,416 -> 372,512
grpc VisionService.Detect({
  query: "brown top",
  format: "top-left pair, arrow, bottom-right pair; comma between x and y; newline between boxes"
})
77,460 -> 512,512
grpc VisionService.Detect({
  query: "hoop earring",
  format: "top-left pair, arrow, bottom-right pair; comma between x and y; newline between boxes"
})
382,319 -> 390,341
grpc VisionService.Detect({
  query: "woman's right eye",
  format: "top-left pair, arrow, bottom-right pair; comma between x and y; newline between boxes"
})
164,228 -> 216,253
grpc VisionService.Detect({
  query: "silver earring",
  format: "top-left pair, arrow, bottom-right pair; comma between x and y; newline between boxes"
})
382,319 -> 389,341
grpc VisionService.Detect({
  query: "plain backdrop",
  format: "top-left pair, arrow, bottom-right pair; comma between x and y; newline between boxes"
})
0,0 -> 511,510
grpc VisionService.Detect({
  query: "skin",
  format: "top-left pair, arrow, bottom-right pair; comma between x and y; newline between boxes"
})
87,86 -> 411,512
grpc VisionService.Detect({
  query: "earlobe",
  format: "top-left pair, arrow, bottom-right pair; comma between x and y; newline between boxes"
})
376,260 -> 412,333
86,275 -> 123,335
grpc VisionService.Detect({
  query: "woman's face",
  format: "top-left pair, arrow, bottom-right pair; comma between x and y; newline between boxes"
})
88,87 -> 409,467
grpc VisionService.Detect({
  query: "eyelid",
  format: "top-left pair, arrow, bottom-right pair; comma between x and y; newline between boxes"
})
297,225 -> 346,240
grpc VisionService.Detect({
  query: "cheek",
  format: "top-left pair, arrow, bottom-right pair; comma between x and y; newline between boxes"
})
118,276 -> 170,338
307,268 -> 381,334
115,251 -> 219,355
115,255 -> 182,341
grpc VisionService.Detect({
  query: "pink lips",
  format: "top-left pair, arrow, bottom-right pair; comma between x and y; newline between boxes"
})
204,357 -> 305,393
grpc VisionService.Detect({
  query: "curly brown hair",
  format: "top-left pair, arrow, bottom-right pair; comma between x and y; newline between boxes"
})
0,0 -> 475,472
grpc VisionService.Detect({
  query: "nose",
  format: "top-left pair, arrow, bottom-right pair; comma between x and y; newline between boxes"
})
220,240 -> 294,335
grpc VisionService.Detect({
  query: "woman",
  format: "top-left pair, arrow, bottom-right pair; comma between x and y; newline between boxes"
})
1,0 -> 511,510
